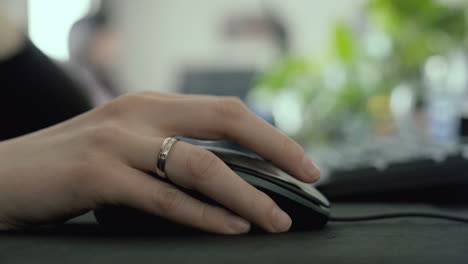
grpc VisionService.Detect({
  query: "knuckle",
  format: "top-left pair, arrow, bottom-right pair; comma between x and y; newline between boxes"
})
153,188 -> 183,214
100,97 -> 125,118
134,91 -> 165,101
101,94 -> 142,118
186,148 -> 219,182
135,90 -> 154,96
197,203 -> 211,224
118,94 -> 144,106
84,124 -> 125,149
211,97 -> 247,122
131,92 -> 167,106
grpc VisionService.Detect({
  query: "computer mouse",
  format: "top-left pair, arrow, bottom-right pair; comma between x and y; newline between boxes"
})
94,146 -> 331,232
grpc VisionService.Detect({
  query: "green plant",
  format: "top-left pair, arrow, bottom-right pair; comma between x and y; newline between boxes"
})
254,0 -> 468,147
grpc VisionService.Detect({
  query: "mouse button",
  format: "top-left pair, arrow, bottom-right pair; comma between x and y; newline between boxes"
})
224,158 -> 331,207
206,147 -> 330,207
204,146 -> 273,172
231,165 -> 301,191
234,167 -> 329,208
269,171 -> 330,205
237,162 -> 330,208
305,187 -> 330,208
204,146 -> 259,161
228,158 -> 330,207
237,171 -> 330,217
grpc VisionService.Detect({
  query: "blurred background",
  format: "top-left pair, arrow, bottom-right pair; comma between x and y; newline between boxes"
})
2,0 -> 468,200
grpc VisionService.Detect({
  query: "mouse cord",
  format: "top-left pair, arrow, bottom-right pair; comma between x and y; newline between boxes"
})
329,212 -> 468,224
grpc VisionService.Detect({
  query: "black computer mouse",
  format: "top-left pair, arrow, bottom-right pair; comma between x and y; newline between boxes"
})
94,146 -> 331,232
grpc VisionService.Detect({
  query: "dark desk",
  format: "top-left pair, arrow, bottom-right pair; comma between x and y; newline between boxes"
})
1,203 -> 468,264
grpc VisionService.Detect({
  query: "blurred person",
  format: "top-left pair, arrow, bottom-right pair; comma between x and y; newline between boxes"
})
0,10 -> 320,234
64,11 -> 120,106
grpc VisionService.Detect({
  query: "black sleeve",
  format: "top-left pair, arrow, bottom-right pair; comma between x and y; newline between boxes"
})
0,41 -> 92,140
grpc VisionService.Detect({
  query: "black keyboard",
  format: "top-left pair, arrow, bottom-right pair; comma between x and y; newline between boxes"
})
314,141 -> 468,202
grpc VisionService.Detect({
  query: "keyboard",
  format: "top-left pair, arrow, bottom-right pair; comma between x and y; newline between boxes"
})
314,140 -> 468,202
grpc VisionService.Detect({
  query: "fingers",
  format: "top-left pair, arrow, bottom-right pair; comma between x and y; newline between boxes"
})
138,94 -> 320,182
115,134 -> 292,233
105,91 -> 319,182
108,166 -> 251,234
164,141 -> 293,233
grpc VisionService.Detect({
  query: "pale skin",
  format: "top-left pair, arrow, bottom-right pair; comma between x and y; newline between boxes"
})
0,11 -> 320,234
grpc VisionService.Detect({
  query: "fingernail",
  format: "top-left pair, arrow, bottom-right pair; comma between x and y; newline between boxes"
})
228,216 -> 251,234
302,155 -> 320,180
271,207 -> 292,232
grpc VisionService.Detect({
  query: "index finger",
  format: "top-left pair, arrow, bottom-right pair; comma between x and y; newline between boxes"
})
156,96 -> 320,182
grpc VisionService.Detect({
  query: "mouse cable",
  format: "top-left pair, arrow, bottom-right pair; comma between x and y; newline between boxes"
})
329,212 -> 468,224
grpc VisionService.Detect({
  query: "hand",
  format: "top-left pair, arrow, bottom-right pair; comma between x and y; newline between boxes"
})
0,92 -> 320,234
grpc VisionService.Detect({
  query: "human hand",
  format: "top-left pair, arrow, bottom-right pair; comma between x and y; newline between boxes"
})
0,92 -> 320,234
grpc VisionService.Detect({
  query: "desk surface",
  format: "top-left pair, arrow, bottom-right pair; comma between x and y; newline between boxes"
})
1,203 -> 468,264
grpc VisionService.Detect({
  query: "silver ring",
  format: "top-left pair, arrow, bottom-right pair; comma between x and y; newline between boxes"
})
155,137 -> 179,178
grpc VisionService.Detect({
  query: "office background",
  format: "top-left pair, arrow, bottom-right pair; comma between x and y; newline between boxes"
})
2,0 -> 468,193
